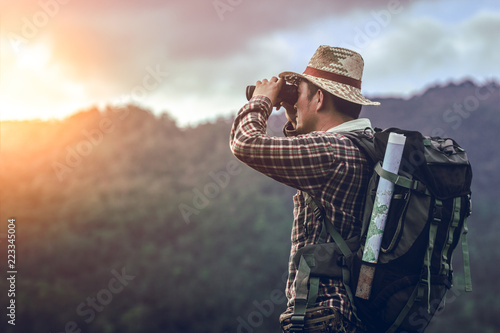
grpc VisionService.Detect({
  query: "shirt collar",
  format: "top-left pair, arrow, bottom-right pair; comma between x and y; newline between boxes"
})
326,118 -> 372,133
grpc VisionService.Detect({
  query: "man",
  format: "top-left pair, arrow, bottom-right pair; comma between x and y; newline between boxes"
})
230,46 -> 380,332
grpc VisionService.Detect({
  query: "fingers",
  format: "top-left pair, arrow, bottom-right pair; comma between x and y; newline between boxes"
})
253,76 -> 283,107
257,76 -> 279,83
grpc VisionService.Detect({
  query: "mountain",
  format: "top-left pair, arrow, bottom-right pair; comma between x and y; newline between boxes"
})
0,80 -> 498,332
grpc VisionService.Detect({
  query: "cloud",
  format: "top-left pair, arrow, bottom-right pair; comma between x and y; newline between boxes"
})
2,0 -> 498,123
1,1 -> 441,92
458,11 -> 500,72
361,10 -> 500,96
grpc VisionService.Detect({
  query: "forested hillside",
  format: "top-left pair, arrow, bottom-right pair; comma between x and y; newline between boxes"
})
0,80 -> 498,332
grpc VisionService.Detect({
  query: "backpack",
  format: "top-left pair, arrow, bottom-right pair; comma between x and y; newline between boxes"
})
290,127 -> 473,333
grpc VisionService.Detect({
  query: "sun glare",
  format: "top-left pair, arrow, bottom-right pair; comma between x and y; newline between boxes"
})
16,43 -> 51,70
1,41 -> 86,121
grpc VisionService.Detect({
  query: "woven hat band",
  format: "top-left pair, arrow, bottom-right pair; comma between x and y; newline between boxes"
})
303,66 -> 361,89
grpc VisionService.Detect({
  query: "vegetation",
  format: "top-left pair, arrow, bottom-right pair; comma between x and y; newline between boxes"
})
0,80 -> 498,332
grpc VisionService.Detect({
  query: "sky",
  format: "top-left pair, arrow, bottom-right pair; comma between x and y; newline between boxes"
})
1,0 -> 499,126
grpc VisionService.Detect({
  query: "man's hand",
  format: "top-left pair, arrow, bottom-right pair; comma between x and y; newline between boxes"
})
253,76 -> 284,108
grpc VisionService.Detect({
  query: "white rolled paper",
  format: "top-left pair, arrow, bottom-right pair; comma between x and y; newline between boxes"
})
356,132 -> 406,299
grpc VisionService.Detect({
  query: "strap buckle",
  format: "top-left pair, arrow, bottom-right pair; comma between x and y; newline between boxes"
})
337,255 -> 348,267
289,314 -> 305,332
412,180 -> 427,193
415,280 -> 428,302
433,200 -> 443,224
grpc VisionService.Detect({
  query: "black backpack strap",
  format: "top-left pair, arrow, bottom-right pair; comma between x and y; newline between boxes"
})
290,255 -> 314,332
304,193 -> 352,255
302,192 -> 363,326
289,192 -> 324,332
340,128 -> 377,165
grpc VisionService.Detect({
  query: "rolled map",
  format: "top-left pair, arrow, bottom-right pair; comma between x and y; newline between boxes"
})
356,132 -> 406,300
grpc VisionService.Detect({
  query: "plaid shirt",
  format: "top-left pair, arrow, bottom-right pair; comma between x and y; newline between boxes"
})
230,95 -> 372,324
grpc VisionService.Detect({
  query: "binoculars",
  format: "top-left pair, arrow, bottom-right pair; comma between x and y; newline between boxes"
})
245,84 -> 298,106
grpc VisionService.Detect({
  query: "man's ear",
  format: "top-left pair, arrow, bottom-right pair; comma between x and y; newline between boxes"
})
315,89 -> 325,112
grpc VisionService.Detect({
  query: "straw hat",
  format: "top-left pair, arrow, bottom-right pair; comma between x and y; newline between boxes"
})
279,45 -> 380,106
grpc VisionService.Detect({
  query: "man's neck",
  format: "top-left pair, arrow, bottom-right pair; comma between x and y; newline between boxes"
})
315,113 -> 356,132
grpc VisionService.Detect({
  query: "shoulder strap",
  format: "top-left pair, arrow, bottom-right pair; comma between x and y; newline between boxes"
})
304,193 -> 352,256
339,129 -> 378,165
303,192 -> 363,325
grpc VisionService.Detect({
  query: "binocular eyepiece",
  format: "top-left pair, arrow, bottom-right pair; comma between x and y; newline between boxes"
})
245,84 -> 298,106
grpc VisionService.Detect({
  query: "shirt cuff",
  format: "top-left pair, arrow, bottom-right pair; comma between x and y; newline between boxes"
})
249,95 -> 273,117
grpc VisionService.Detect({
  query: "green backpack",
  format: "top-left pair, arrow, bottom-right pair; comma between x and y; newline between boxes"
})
291,128 -> 473,333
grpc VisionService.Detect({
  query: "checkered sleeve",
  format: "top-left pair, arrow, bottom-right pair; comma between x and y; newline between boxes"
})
230,95 -> 340,193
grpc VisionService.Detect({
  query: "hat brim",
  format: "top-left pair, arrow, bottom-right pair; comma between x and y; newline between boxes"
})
279,71 -> 380,106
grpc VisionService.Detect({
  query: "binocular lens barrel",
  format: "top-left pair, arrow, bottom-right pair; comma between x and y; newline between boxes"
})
245,84 -> 298,106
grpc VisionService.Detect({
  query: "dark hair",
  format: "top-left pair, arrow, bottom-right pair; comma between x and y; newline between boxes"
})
305,80 -> 362,119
